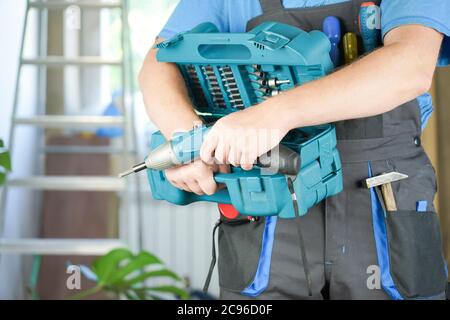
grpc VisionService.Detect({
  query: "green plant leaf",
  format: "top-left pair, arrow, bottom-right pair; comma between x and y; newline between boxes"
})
122,269 -> 181,287
67,284 -> 103,300
143,286 -> 190,300
0,173 -> 5,186
0,151 -> 11,172
0,139 -> 4,148
124,291 -> 140,300
108,251 -> 162,285
91,248 -> 133,284
135,289 -> 147,300
76,249 -> 187,300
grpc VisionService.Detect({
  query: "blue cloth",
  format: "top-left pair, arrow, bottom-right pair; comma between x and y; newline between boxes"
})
159,0 -> 450,129
367,163 -> 403,300
241,216 -> 277,297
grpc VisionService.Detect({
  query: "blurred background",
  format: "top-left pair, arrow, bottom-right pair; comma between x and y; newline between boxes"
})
0,0 -> 448,300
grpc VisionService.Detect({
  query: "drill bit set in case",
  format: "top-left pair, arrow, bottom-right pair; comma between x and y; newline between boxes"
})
147,21 -> 343,218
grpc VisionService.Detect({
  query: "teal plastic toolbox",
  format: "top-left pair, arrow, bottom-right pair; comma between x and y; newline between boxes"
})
147,21 -> 343,218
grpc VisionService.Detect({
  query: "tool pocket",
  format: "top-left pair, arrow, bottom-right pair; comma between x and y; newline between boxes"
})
369,154 -> 448,300
217,216 -> 277,296
386,210 -> 448,299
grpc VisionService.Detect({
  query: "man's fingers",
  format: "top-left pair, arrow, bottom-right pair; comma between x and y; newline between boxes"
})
178,181 -> 192,193
214,137 -> 229,165
219,164 -> 231,174
186,179 -> 204,195
200,133 -> 218,165
240,151 -> 255,171
240,161 -> 254,171
197,175 -> 217,196
242,150 -> 258,171
228,146 -> 241,167
168,180 -> 182,189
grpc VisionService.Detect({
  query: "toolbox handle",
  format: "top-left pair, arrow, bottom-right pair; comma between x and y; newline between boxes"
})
191,171 -> 257,204
198,44 -> 252,60
157,33 -> 294,64
189,173 -> 232,204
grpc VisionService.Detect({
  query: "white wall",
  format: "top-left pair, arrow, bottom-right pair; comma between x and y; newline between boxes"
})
0,1 -> 41,299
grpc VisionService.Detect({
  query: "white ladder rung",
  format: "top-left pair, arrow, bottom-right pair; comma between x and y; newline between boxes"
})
7,176 -> 125,191
14,115 -> 125,128
29,1 -> 122,10
0,239 -> 125,255
42,145 -> 127,154
22,56 -> 122,66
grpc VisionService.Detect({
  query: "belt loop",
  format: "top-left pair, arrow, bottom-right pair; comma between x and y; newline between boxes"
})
259,0 -> 284,14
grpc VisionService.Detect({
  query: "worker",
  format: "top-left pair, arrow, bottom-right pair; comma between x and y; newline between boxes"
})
139,0 -> 450,300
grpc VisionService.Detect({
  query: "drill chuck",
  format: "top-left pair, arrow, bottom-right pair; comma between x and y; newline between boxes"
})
118,141 -> 181,178
144,141 -> 181,170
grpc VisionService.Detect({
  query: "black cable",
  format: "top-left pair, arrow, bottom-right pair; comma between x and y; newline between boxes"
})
203,219 -> 222,293
287,177 -> 313,297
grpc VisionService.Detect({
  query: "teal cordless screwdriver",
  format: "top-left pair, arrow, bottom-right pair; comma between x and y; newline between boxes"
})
119,126 -> 300,178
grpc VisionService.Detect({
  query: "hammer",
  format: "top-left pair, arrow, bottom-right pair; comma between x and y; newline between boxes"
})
364,172 -> 408,211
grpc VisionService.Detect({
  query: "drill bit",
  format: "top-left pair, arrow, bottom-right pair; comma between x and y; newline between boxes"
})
224,82 -> 238,88
267,78 -> 291,88
118,162 -> 147,178
258,87 -> 271,95
251,79 -> 268,87
249,71 -> 265,78
270,89 -> 280,97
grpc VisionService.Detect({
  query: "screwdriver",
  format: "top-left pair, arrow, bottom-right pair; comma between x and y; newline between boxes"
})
359,2 -> 381,53
343,32 -> 359,64
323,16 -> 341,67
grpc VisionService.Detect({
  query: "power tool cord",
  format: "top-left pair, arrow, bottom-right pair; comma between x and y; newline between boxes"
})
203,219 -> 222,293
202,178 -> 312,297
287,176 -> 313,297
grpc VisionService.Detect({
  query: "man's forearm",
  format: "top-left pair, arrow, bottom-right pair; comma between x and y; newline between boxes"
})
262,25 -> 443,131
139,39 -> 201,139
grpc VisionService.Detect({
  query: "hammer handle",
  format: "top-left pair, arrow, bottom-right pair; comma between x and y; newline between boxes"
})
381,183 -> 397,211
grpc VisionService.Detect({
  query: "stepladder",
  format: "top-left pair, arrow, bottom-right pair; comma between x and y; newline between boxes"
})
0,0 -> 142,272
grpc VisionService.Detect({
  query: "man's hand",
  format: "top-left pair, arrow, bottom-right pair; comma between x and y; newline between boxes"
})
200,105 -> 289,170
165,160 -> 230,195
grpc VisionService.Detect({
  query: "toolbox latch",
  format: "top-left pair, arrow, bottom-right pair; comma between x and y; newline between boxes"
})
250,31 -> 290,50
155,34 -> 184,49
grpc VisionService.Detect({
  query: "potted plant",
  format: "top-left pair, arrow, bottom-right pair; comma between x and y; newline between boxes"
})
70,248 -> 190,300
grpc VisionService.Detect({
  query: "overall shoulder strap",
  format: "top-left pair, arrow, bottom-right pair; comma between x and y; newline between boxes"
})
352,0 -> 382,7
259,0 -> 284,14
259,0 -> 382,16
